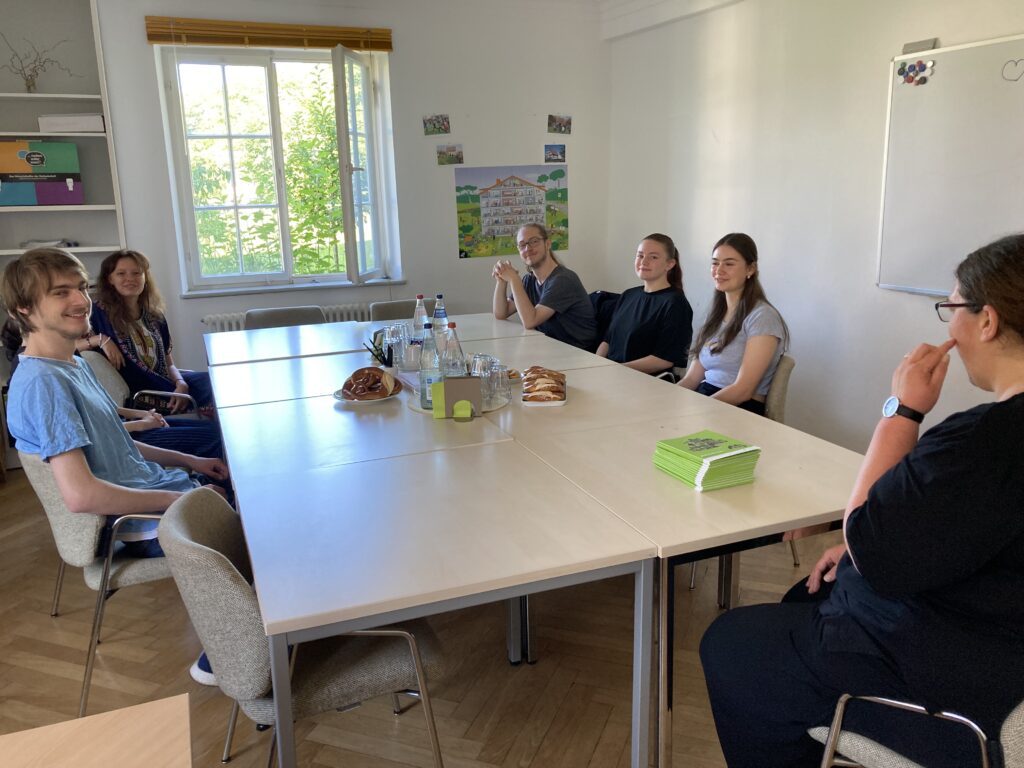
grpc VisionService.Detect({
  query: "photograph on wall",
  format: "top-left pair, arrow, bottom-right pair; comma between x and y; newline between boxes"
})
454,164 -> 568,258
547,114 -> 572,134
544,144 -> 566,163
436,144 -> 464,165
423,113 -> 451,135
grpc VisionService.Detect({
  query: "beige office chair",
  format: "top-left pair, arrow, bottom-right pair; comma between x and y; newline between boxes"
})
692,354 -> 800,599
243,305 -> 326,330
20,452 -> 169,717
79,350 -> 200,416
369,298 -> 436,322
158,488 -> 446,767
808,692 -> 1021,768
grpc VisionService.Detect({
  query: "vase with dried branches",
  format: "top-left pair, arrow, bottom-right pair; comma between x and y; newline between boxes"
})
0,32 -> 76,93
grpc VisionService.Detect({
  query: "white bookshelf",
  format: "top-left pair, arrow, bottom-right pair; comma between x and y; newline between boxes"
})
0,1 -> 126,267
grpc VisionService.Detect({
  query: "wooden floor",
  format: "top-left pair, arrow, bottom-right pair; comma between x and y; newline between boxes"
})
0,467 -> 840,767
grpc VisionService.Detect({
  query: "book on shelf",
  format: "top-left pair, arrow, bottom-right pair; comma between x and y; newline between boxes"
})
653,429 -> 761,492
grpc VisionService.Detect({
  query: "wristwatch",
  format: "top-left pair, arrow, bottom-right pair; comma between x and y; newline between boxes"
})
881,395 -> 924,423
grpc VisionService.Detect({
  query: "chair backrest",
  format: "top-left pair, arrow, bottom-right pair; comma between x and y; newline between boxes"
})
19,452 -> 105,568
369,298 -> 436,322
243,305 -> 326,330
159,488 -> 270,702
765,354 -> 795,423
588,291 -> 620,348
80,350 -> 130,408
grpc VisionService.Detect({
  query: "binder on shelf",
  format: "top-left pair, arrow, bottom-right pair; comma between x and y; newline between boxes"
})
38,114 -> 105,133
0,140 -> 84,206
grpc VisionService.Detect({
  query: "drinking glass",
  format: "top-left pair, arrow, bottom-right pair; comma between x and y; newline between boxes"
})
489,365 -> 511,406
386,323 -> 408,369
470,353 -> 496,378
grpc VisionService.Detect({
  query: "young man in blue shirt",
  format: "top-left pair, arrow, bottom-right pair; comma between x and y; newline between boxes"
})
2,247 -> 228,684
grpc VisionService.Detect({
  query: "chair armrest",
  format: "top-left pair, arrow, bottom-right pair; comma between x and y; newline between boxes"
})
131,389 -> 199,413
109,512 -> 164,539
820,693 -> 992,768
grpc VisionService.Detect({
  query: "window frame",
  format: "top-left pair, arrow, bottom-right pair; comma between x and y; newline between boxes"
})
159,44 -> 395,291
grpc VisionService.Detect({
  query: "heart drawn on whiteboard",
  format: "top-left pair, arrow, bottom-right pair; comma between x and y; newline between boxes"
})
1002,59 -> 1024,82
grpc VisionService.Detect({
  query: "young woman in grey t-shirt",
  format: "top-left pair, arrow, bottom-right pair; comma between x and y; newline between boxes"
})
678,232 -> 789,415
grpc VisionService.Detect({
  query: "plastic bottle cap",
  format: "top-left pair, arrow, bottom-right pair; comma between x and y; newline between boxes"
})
448,322 -> 456,328
416,294 -> 424,299
436,293 -> 443,299
423,322 -> 432,329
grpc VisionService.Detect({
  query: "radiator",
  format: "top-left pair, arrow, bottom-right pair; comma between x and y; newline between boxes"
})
202,303 -> 371,332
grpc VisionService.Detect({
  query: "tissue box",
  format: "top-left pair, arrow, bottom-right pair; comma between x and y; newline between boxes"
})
38,113 -> 105,133
0,141 -> 84,206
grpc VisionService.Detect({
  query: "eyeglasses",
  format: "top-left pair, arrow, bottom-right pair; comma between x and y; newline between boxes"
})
934,301 -> 980,322
517,236 -> 545,251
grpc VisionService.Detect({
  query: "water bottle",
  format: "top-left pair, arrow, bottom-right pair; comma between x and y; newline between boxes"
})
418,322 -> 443,409
411,294 -> 428,344
432,294 -> 448,342
442,322 -> 467,376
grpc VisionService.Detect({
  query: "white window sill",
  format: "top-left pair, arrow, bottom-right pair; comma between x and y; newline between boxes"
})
179,277 -> 405,300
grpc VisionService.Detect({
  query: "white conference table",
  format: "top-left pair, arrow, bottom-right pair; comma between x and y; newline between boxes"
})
204,312 -> 538,367
227,440 -> 657,768
209,319 -> 863,768
511,398 -> 864,764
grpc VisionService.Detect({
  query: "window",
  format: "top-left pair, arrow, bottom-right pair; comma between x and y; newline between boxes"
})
160,46 -> 396,290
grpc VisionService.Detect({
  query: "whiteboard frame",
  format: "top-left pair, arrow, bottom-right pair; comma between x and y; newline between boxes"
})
875,31 -> 1024,296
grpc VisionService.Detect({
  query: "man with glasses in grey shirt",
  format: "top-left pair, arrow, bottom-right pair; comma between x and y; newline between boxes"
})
492,223 -> 597,350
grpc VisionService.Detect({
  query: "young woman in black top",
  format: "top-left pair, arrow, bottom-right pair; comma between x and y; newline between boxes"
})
596,233 -> 693,375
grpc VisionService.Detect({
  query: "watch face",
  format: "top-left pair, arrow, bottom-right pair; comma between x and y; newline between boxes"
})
882,395 -> 899,417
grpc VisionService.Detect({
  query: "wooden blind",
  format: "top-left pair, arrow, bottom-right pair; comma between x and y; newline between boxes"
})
145,16 -> 392,51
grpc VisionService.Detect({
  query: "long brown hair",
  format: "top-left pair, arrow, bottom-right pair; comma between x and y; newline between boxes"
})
640,233 -> 683,292
94,249 -> 165,338
690,233 -> 788,358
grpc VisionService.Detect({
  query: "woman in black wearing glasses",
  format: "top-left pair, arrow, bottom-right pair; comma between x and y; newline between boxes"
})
700,234 -> 1024,767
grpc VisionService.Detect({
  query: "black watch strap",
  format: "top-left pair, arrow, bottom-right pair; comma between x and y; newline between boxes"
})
894,402 -> 925,423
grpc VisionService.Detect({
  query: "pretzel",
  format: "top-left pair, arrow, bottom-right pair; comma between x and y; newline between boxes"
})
342,367 -> 400,400
523,391 -> 565,402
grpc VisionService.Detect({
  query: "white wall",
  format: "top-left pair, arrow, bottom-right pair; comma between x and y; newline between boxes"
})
605,0 -> 1024,450
92,0 -> 611,370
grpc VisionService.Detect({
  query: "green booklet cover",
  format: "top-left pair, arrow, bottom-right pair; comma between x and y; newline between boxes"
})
656,430 -> 759,462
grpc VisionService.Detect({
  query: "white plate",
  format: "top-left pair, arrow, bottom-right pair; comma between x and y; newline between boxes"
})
333,380 -> 404,404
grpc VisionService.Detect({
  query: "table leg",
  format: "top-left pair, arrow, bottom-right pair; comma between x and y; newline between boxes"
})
521,594 -> 537,664
506,597 -> 523,665
631,559 -> 654,768
658,557 -> 674,767
717,553 -> 740,609
269,635 -> 295,768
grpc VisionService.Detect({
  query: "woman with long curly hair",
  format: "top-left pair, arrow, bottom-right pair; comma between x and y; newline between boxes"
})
89,249 -> 213,413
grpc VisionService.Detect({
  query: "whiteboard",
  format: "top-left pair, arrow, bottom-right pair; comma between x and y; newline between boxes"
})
877,33 -> 1024,296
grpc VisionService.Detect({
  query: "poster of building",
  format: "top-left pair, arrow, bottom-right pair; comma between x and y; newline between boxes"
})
454,164 -> 568,258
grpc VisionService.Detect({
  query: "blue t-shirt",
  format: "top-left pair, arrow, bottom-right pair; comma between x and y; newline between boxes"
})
8,355 -> 195,540
697,301 -> 786,396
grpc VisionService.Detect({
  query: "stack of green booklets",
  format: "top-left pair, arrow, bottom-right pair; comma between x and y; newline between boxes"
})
653,430 -> 761,491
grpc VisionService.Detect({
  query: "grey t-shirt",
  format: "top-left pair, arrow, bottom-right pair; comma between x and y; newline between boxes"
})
698,301 -> 786,396
522,264 -> 597,350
